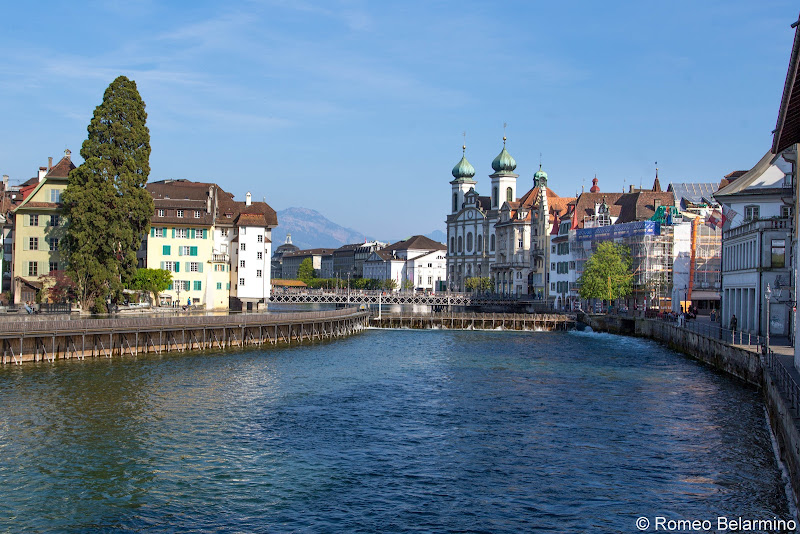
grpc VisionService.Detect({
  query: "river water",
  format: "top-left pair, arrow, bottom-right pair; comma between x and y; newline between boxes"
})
0,329 -> 793,532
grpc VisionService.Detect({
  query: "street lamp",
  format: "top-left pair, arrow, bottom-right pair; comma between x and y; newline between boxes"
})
765,283 -> 772,353
684,285 -> 688,313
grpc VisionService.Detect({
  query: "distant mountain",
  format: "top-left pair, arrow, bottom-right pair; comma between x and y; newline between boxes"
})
425,229 -> 446,244
272,207 -> 374,250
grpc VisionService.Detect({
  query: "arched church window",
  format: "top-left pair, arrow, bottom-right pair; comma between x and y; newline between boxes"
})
453,193 -> 458,213
493,187 -> 498,207
506,187 -> 512,203
477,234 -> 482,252
466,232 -> 473,252
490,234 -> 495,251
450,237 -> 455,253
457,236 -> 463,253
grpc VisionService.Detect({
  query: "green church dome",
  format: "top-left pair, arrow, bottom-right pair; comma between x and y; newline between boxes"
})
491,137 -> 517,173
451,146 -> 476,180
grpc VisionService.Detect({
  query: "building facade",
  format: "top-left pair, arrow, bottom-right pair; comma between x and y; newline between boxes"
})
12,150 -> 73,304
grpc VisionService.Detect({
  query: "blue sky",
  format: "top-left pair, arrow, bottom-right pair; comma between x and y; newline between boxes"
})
0,1 -> 798,241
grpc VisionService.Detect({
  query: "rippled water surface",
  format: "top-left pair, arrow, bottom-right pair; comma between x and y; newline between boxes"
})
0,329 -> 792,532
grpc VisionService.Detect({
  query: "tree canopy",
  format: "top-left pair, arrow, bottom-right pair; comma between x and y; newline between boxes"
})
61,76 -> 154,313
129,268 -> 172,305
297,258 -> 315,282
577,241 -> 633,302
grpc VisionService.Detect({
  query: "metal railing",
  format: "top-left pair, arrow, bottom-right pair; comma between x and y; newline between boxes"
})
763,348 -> 800,418
0,307 -> 367,336
647,314 -> 763,349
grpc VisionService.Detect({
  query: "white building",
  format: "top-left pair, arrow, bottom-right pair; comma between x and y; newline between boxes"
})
230,193 -> 273,311
715,149 -> 795,337
445,144 -> 501,291
364,235 -> 446,291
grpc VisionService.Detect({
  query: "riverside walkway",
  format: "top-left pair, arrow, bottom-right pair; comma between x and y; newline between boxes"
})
0,308 -> 369,365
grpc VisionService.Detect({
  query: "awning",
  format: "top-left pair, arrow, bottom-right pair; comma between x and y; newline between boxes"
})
15,277 -> 43,290
689,290 -> 720,300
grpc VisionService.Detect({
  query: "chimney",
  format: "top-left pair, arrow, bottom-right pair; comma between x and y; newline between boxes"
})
48,157 -> 53,170
38,166 -> 47,182
207,186 -> 213,213
246,192 -> 252,206
2,175 -> 7,191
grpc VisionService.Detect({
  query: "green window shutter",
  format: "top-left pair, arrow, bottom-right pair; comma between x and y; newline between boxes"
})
203,229 -> 207,239
172,228 -> 175,238
191,246 -> 197,256
175,262 -> 180,273
151,227 -> 155,237
178,247 -> 183,256
198,263 -> 203,273
194,281 -> 201,291
226,283 -> 230,290
190,229 -> 195,239
163,245 -> 170,255
185,262 -> 190,272
168,282 -> 173,290
163,227 -> 167,236
160,261 -> 165,270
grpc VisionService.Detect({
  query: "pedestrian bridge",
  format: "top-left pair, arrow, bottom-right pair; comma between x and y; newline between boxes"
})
269,290 -> 527,307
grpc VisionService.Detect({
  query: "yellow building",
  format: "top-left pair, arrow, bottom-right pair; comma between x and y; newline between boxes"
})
145,180 -> 276,310
13,150 -> 73,304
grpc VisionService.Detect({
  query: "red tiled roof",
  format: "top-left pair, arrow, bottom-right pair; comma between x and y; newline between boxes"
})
45,155 -> 76,179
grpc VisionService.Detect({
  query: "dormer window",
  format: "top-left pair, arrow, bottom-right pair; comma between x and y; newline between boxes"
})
177,209 -> 184,218
158,209 -> 164,217
654,199 -> 661,210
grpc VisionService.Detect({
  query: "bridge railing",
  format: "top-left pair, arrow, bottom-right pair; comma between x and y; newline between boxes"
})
0,308 -> 368,335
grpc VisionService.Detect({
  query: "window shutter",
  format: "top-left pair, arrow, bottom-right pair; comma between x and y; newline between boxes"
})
198,263 -> 203,273
175,262 -> 180,273
190,229 -> 195,239
203,229 -> 207,239
191,246 -> 197,256
160,261 -> 165,270
23,215 -> 28,227
178,247 -> 183,256
23,238 -> 28,251
172,228 -> 175,238
162,227 -> 166,236
151,227 -> 155,237
185,262 -> 189,272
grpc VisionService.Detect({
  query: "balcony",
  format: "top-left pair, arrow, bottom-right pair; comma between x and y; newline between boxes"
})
212,253 -> 229,263
723,217 -> 791,240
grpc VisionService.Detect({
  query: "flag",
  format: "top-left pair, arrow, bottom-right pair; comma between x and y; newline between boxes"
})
706,210 -> 723,229
722,206 -> 738,230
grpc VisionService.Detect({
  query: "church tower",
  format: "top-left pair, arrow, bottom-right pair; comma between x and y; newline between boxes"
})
450,145 -> 476,213
490,137 -> 518,209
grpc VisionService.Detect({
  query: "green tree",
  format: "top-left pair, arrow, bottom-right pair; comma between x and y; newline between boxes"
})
577,241 -> 633,304
382,279 -> 398,291
401,279 -> 415,291
62,76 -> 154,313
297,258 -> 315,282
129,268 -> 172,305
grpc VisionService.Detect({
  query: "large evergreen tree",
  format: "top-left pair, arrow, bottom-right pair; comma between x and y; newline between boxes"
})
62,76 -> 154,313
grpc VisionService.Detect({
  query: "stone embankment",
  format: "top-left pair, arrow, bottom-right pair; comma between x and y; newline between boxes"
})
582,312 -> 800,511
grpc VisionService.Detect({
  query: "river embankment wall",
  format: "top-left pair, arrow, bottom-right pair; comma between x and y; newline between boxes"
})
582,313 -> 800,510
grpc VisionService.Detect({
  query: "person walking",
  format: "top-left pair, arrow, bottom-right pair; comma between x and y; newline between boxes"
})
710,309 -> 717,322
730,314 -> 737,332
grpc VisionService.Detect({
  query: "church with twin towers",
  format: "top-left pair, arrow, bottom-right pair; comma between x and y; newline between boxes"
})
446,136 -> 573,296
